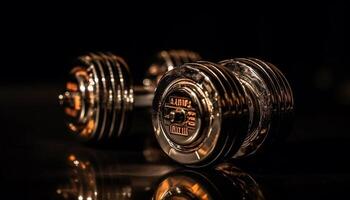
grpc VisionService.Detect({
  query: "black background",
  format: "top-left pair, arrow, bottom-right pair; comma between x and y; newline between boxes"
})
3,3 -> 348,134
1,2 -> 349,199
3,3 -> 348,113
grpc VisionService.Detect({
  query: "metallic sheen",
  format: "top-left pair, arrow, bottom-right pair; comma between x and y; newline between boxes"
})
152,58 -> 294,167
60,50 -> 201,142
153,163 -> 265,200
59,53 -> 133,142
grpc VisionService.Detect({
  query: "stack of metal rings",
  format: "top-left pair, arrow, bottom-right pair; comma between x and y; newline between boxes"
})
152,58 -> 294,167
144,50 -> 202,88
59,53 -> 133,142
59,50 -> 201,143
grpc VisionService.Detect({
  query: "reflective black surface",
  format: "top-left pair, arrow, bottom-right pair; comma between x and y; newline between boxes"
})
1,85 -> 350,199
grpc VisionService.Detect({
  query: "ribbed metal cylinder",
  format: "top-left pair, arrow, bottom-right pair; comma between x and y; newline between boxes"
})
59,53 -> 133,142
152,58 -> 294,167
60,50 -> 201,143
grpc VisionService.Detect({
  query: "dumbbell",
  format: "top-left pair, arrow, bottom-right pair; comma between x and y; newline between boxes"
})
152,58 -> 294,167
58,50 -> 201,142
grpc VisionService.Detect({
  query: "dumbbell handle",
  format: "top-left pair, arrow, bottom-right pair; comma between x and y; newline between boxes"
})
59,85 -> 154,108
133,85 -> 154,107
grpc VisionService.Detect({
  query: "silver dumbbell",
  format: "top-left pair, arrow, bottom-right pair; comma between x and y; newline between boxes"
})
152,58 -> 294,167
58,50 -> 201,142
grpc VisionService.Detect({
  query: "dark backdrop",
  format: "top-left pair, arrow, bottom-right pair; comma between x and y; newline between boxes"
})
0,3 -> 349,198
3,2 -> 348,131
1,3 -> 348,152
2,3 -> 348,112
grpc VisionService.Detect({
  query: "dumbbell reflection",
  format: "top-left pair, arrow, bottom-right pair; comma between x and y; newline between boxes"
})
55,155 -> 264,200
154,163 -> 265,200
55,153 -> 175,200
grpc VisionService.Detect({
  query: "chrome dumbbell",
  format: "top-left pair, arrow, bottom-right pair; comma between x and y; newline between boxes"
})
152,58 -> 294,167
59,50 -> 201,142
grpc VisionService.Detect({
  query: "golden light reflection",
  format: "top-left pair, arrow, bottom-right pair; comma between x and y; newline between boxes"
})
154,176 -> 211,200
73,94 -> 81,110
65,107 -> 78,117
68,123 -> 78,132
74,68 -> 89,78
66,82 -> 78,92
149,64 -> 160,75
57,155 -> 98,200
68,155 -> 76,162
80,119 -> 95,136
